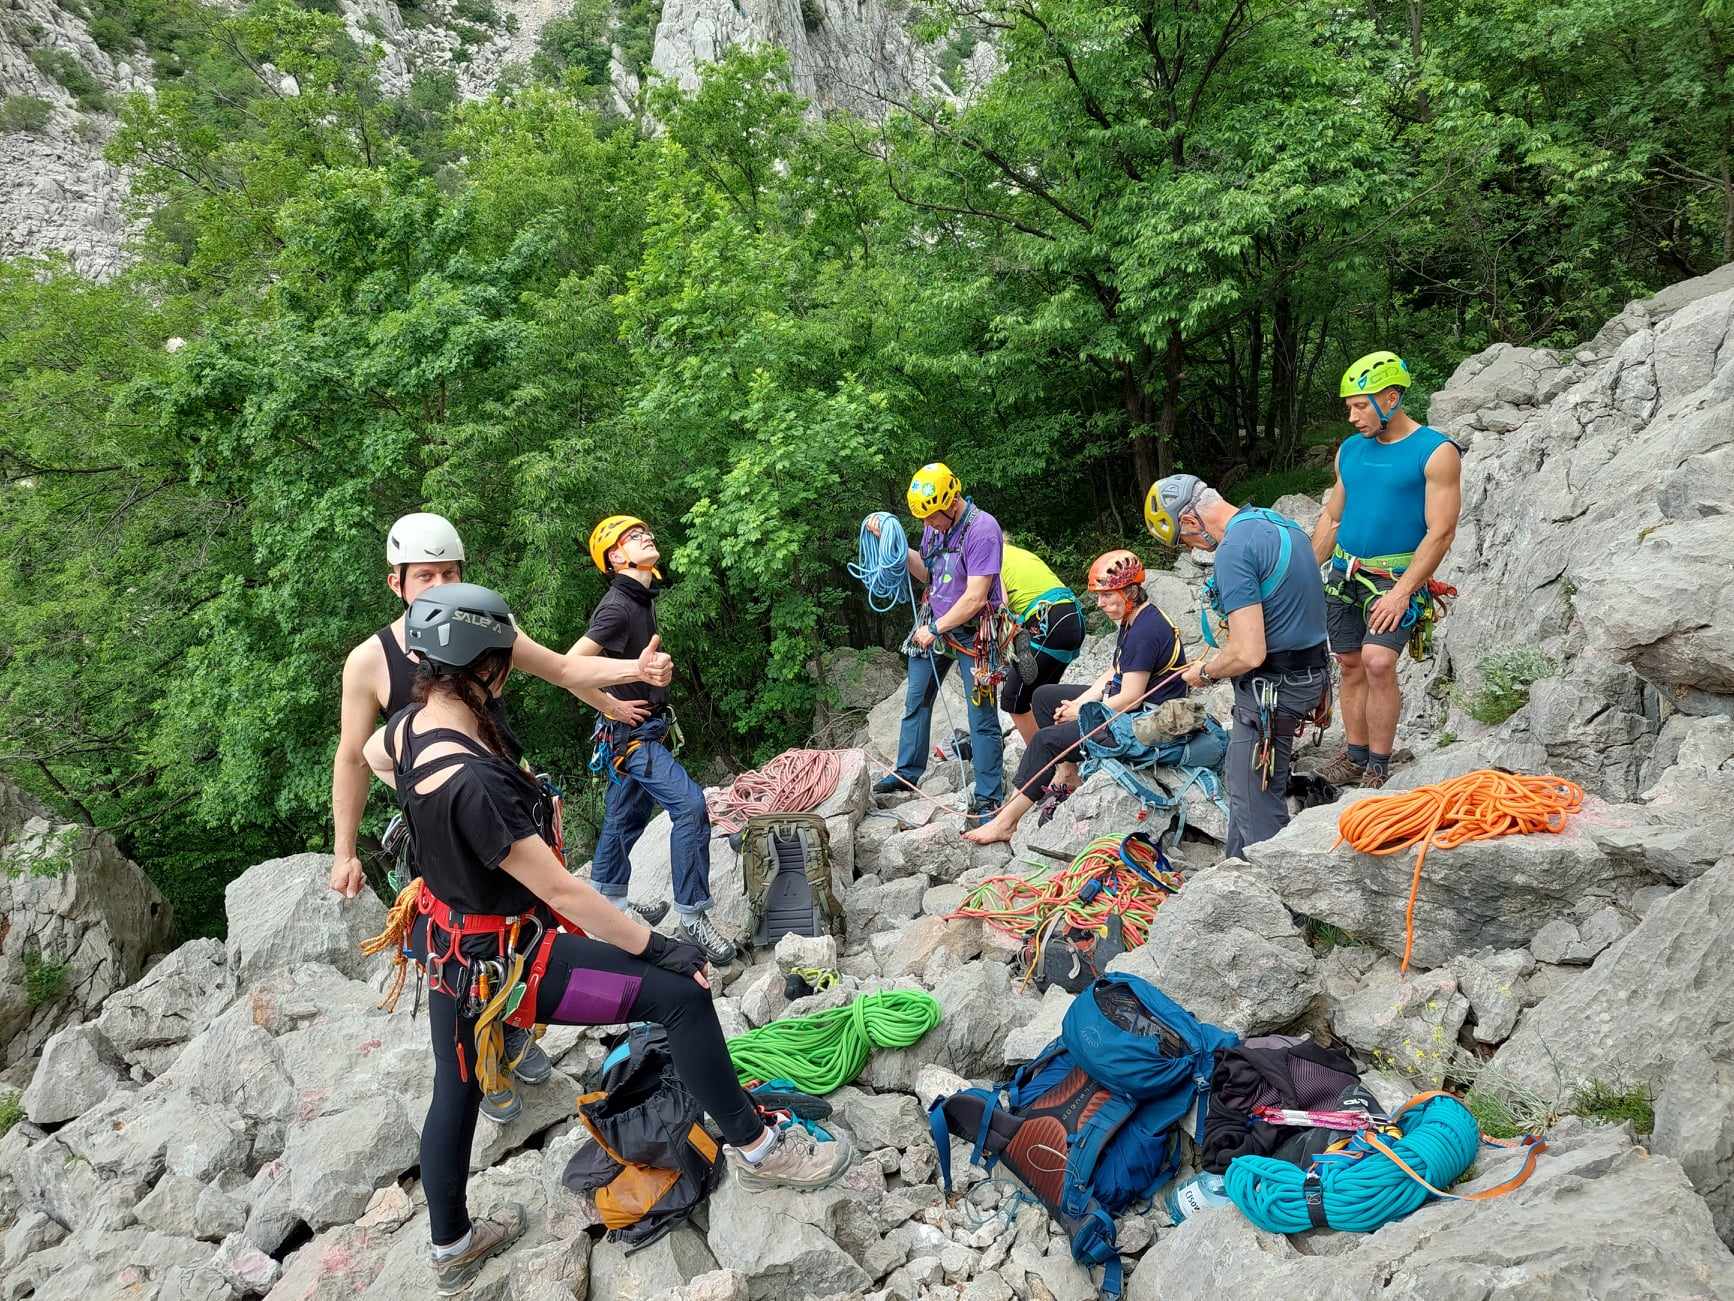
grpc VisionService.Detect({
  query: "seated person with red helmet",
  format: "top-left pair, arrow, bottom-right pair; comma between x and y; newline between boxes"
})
963,549 -> 1186,845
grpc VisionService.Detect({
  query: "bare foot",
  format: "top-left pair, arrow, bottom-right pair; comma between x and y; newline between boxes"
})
963,818 -> 1016,845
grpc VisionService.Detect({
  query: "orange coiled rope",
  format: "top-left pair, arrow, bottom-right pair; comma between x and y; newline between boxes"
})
706,748 -> 848,834
1334,769 -> 1585,974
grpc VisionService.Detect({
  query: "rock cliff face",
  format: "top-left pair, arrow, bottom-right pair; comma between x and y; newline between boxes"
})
648,0 -> 949,116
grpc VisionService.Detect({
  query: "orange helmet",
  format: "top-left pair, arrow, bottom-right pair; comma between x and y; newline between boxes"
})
1086,549 -> 1145,593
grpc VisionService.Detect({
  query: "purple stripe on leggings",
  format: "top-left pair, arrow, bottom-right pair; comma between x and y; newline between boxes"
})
553,969 -> 641,1024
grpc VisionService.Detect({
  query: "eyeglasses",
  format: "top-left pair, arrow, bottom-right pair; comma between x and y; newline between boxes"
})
622,528 -> 655,546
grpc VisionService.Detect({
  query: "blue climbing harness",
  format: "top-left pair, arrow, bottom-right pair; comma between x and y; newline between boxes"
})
1199,507 -> 1308,648
1074,701 -> 1230,841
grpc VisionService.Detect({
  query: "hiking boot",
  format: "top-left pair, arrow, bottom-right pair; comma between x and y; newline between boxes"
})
479,1079 -> 522,1126
728,1117 -> 853,1192
625,898 -> 671,926
503,1024 -> 551,1086
1361,765 -> 1390,790
872,775 -> 907,797
1314,749 -> 1368,786
432,1202 -> 527,1295
679,912 -> 738,966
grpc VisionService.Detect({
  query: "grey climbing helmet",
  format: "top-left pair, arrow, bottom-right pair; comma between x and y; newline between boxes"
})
405,583 -> 517,668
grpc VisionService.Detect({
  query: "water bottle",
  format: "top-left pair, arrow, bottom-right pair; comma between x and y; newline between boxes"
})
1161,1171 -> 1229,1225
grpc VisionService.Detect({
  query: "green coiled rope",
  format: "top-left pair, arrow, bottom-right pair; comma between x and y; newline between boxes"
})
726,989 -> 942,1096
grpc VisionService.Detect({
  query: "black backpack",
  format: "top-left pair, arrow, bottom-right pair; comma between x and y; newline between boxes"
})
563,1025 -> 723,1251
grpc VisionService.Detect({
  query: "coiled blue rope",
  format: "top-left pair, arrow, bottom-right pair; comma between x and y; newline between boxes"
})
1224,1095 -> 1481,1233
849,512 -> 916,613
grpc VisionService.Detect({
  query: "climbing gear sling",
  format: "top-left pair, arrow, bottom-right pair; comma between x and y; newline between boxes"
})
1325,544 -> 1458,661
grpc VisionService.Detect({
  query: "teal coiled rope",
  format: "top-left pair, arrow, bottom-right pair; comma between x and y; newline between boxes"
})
1224,1094 -> 1481,1233
849,512 -> 916,614
726,989 -> 942,1096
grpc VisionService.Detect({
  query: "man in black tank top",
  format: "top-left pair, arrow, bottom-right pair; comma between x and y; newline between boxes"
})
330,513 -> 671,902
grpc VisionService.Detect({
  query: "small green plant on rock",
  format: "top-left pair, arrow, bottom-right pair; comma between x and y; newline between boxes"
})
0,94 -> 54,133
22,951 -> 70,1009
1460,647 -> 1556,725
0,1092 -> 21,1138
1570,1080 -> 1653,1134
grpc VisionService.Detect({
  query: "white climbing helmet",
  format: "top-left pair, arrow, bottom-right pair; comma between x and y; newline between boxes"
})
386,512 -> 466,566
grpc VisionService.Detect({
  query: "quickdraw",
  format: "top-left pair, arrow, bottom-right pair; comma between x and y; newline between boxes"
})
1326,546 -> 1458,662
1252,678 -> 1279,791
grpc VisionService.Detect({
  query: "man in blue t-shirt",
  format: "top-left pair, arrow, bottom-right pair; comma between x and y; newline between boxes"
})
1312,350 -> 1462,788
868,462 -> 1008,825
1146,474 -> 1330,858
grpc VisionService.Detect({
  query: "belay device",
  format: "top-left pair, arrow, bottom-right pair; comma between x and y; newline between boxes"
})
739,812 -> 845,950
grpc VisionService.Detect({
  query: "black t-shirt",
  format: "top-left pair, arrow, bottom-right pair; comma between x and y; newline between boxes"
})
1109,602 -> 1187,706
587,575 -> 662,706
387,709 -> 545,916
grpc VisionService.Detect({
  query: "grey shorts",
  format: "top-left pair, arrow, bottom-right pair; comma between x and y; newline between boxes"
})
1325,571 -> 1410,655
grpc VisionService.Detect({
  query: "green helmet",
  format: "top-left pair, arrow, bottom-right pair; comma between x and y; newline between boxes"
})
1340,351 -> 1411,398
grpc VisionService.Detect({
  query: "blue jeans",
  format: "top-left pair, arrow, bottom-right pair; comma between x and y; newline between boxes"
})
591,737 -> 713,917
892,651 -> 1005,806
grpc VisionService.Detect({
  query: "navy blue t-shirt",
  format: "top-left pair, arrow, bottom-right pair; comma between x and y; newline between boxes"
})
1214,511 -> 1329,654
1109,602 -> 1187,705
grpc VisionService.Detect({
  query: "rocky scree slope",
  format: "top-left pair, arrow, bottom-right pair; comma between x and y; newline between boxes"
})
5,271 -> 1734,1297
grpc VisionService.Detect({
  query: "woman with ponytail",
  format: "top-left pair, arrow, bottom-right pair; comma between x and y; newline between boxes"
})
362,584 -> 851,1295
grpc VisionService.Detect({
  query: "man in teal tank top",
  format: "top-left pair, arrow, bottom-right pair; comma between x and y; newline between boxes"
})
1311,351 -> 1462,788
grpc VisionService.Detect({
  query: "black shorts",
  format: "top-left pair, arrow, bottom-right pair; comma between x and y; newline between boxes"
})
1001,602 -> 1086,714
1325,570 -> 1410,655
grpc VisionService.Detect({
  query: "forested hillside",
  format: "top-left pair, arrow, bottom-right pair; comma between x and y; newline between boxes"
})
2,0 -> 1729,935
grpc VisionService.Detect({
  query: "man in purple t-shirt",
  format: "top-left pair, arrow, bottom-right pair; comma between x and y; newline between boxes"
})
867,462 -> 1006,824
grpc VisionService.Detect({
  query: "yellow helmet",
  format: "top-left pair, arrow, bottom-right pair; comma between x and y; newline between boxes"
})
906,463 -> 961,519
588,514 -> 648,574
1339,350 -> 1411,398
1144,474 -> 1205,547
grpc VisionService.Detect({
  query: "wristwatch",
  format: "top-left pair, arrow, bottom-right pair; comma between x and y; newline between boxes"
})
1198,661 -> 1214,684
927,617 -> 941,638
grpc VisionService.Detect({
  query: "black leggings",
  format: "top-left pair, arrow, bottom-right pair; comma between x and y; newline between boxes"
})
414,915 -> 762,1245
1000,603 -> 1086,716
1010,683 -> 1094,796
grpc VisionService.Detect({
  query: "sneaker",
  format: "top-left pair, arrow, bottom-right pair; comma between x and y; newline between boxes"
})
728,1117 -> 853,1192
626,898 -> 671,926
479,1078 -> 521,1126
872,775 -> 907,797
1013,629 -> 1040,685
1314,749 -> 1369,787
1361,765 -> 1390,790
502,1024 -> 551,1086
679,912 -> 738,966
432,1203 -> 527,1295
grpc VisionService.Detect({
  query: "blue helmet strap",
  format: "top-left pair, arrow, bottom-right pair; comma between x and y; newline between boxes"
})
1369,391 -> 1404,428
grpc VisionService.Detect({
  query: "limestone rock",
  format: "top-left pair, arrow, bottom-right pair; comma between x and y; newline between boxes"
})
1328,965 -> 1469,1086
225,854 -> 386,984
1001,985 -> 1071,1067
1653,1047 -> 1734,1249
705,1164 -> 874,1299
1448,949 -> 1533,1045
830,1086 -> 926,1153
1243,793 -> 1655,969
871,914 -> 985,980
284,1101 -> 421,1229
1107,864 -> 1317,1036
0,778 -> 176,1064
22,1020 -> 131,1124
1491,862 -> 1734,1099
591,1225 -> 717,1299
1126,1119 -> 1734,1299
93,937 -> 235,1077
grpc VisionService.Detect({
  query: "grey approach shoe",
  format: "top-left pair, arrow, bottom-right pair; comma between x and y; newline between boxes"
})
727,1119 -> 853,1193
432,1202 -> 526,1295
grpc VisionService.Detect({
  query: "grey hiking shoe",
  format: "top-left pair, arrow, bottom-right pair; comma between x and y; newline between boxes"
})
626,898 -> 671,926
432,1202 -> 527,1295
728,1117 -> 853,1192
1314,749 -> 1368,787
503,1024 -> 551,1086
679,911 -> 738,966
479,1079 -> 521,1126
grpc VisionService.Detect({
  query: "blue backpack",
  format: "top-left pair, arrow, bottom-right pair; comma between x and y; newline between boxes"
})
928,974 -> 1238,1296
